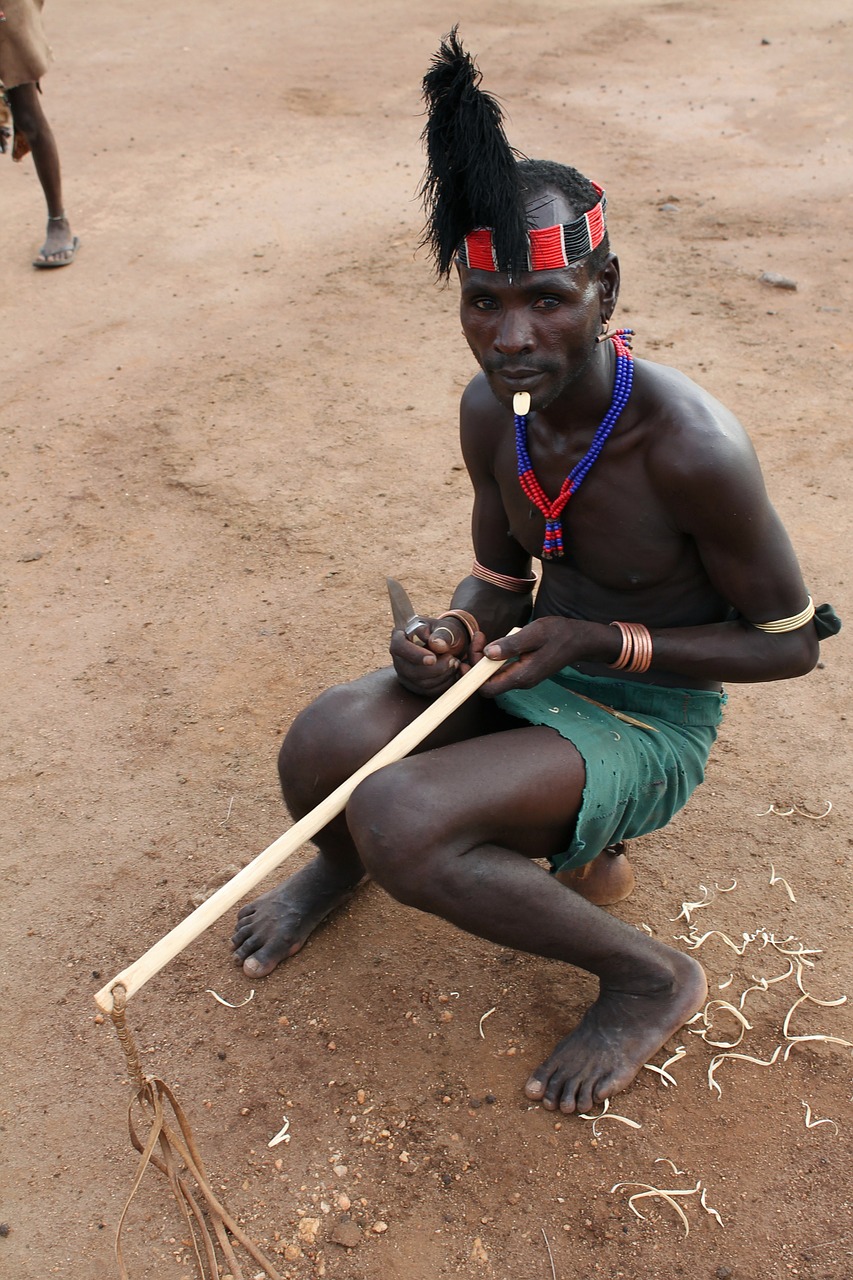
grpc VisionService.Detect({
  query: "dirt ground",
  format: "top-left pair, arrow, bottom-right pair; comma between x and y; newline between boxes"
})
2,1 -> 851,1277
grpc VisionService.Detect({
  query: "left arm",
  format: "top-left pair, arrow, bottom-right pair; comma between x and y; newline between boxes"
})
481,407 -> 819,692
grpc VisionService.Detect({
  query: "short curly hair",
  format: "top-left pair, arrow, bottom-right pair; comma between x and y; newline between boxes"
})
517,158 -> 612,274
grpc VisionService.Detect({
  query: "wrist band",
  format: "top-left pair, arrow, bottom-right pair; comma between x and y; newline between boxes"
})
608,621 -> 653,674
437,609 -> 479,642
471,559 -> 537,593
751,596 -> 815,633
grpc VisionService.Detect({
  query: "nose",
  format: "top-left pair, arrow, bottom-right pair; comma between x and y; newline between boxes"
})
493,307 -> 534,355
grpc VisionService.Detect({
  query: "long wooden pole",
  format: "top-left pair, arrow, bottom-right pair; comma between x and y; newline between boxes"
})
94,639 -> 517,1014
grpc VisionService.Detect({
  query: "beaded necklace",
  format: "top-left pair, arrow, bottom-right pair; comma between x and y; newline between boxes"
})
514,329 -> 634,559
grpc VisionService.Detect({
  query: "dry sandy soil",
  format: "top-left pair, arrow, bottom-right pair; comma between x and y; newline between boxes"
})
2,1 -> 851,1277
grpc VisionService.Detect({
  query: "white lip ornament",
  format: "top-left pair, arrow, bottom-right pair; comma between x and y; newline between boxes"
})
513,392 -> 531,416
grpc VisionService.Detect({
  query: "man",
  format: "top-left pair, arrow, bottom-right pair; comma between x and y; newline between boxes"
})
0,0 -> 77,267
231,32 -> 835,1114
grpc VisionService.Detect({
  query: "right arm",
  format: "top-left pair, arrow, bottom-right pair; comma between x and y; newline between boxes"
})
390,378 -> 535,695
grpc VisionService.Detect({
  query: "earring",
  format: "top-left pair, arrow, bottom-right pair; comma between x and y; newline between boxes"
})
596,318 -> 611,344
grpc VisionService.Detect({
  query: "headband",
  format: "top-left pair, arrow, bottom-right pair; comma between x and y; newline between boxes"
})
456,185 -> 607,272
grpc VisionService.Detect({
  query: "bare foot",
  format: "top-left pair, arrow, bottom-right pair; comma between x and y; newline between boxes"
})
524,949 -> 707,1113
556,841 -> 636,905
33,216 -> 79,268
230,856 -> 363,977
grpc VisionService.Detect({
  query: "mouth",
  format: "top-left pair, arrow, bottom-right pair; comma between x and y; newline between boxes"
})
492,368 -> 543,387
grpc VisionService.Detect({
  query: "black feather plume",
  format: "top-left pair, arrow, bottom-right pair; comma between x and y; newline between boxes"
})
419,27 -> 528,277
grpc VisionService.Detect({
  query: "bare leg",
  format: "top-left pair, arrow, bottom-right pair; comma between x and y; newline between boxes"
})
230,669 -> 514,976
7,83 -> 77,266
345,730 -> 706,1113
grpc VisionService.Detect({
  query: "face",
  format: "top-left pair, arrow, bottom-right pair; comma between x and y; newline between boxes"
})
457,188 -> 617,412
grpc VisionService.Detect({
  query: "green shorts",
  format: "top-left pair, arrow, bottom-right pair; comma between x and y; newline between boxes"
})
495,667 -> 725,873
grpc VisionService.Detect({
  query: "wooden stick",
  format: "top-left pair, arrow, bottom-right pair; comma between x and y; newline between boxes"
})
94,637 -> 519,1014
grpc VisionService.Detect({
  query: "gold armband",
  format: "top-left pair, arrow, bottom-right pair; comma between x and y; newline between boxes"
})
751,597 -> 815,633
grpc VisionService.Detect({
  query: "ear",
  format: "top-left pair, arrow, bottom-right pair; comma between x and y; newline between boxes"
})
597,253 -> 620,322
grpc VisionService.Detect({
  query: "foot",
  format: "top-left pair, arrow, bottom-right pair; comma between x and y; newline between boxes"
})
33,216 -> 78,268
556,841 -> 636,905
523,950 -> 707,1113
230,856 -> 363,978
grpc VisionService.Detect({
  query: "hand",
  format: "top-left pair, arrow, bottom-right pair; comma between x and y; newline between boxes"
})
477,616 -> 594,697
390,615 -> 472,697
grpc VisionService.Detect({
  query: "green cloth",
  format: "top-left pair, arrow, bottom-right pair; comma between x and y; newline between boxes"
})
496,667 -> 725,873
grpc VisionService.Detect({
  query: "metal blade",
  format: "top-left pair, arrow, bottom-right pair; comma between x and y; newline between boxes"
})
386,577 -> 425,644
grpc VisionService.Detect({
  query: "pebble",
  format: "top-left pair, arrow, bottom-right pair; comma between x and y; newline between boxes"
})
333,1164 -> 348,1178
371,1221 -> 388,1234
759,271 -> 797,290
716,1268 -> 734,1279
659,202 -> 680,212
330,1220 -> 362,1249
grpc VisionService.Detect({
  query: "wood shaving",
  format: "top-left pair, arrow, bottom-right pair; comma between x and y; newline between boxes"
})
769,864 -> 797,902
801,1101 -> 839,1135
541,1228 -> 557,1280
692,1000 -> 752,1049
268,1116 -> 291,1148
700,1186 -> 725,1226
758,801 -> 832,819
715,879 -> 738,893
718,974 -> 734,990
654,1158 -> 686,1176
205,988 -> 255,1008
782,991 -> 848,1040
478,1006 -> 496,1039
610,1181 -> 699,1236
579,1098 -> 642,1136
671,884 -> 714,924
707,1046 -> 782,1098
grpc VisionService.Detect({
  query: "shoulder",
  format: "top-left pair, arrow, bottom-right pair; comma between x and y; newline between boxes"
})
460,372 -> 503,426
634,358 -> 761,482
459,373 -> 507,464
631,358 -> 773,533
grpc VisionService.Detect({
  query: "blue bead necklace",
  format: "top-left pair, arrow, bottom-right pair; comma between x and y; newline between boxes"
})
514,329 -> 634,559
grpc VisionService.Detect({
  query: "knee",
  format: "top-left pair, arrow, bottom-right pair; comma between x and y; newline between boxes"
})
277,675 -> 395,816
346,764 -> 445,909
8,88 -> 43,141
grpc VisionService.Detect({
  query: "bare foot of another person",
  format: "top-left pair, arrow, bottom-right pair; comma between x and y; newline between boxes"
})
556,841 -> 636,905
33,215 -> 78,268
231,856 -> 363,977
524,948 -> 707,1113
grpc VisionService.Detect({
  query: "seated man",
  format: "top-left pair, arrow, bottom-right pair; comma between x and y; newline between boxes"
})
231,32 -> 832,1114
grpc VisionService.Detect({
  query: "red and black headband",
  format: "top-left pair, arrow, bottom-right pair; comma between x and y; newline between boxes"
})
456,185 -> 607,272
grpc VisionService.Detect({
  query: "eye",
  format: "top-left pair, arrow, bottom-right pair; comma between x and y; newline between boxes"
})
533,295 -> 562,309
470,296 -> 499,311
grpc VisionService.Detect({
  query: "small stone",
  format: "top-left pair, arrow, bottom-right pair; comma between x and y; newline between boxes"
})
759,271 -> 797,290
327,1041 -> 336,1051
93,1013 -> 104,1024
333,1163 -> 348,1177
371,1220 -> 388,1234
471,1237 -> 489,1263
297,1217 -> 320,1245
356,1089 -> 366,1105
336,1193 -> 351,1212
283,1244 -> 301,1261
239,1107 -> 250,1116
485,1094 -> 496,1104
716,1269 -> 734,1280
439,1010 -> 453,1022
330,1220 -> 362,1249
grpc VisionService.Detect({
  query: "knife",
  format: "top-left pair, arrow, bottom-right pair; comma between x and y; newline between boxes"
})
386,577 -> 426,646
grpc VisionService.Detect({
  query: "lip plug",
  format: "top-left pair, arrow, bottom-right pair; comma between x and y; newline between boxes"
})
513,392 -> 531,416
